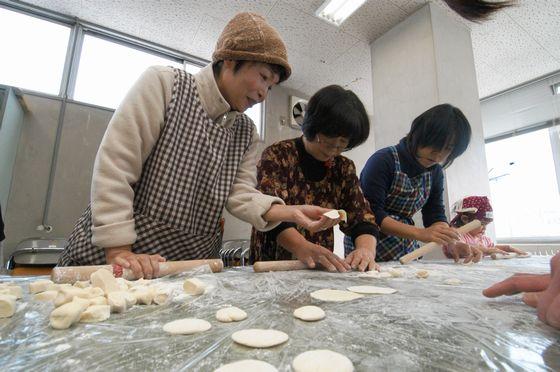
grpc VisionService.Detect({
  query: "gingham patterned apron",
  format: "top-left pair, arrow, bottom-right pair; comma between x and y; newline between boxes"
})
344,146 -> 432,261
59,68 -> 254,266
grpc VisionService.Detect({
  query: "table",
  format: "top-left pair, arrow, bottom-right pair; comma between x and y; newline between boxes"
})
1,256 -> 558,371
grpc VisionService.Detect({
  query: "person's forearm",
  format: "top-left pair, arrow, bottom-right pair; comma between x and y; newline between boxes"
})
264,204 -> 293,222
276,228 -> 310,255
380,217 -> 421,240
354,234 -> 377,253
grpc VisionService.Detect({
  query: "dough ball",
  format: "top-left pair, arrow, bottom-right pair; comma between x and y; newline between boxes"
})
416,270 -> 429,279
153,290 -> 170,305
54,287 -> 90,307
231,329 -> 289,348
34,290 -> 58,302
292,349 -> 354,372
73,280 -> 90,289
357,271 -> 392,279
216,306 -> 247,323
88,296 -> 108,306
163,318 -> 211,335
90,268 -> 120,294
0,285 -> 23,299
214,359 -> 278,372
29,279 -> 54,294
310,289 -> 364,302
50,297 -> 90,329
443,278 -> 462,286
80,305 -> 110,323
388,268 -> 404,278
107,292 -> 128,313
130,286 -> 154,305
293,306 -> 325,321
0,294 -> 17,318
183,278 -> 206,295
347,286 -> 397,295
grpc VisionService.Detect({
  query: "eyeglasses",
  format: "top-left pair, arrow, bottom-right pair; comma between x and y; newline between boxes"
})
315,135 -> 349,152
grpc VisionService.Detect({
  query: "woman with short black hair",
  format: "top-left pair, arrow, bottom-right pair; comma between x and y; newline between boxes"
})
344,104 -> 475,262
251,85 -> 380,272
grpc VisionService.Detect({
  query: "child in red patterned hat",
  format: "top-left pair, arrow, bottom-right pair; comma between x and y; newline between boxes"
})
443,196 -> 528,262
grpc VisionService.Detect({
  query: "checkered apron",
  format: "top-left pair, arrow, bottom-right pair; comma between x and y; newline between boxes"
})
59,69 -> 254,266
344,146 -> 432,261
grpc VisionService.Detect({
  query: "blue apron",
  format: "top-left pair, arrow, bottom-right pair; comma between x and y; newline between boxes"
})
345,146 -> 432,261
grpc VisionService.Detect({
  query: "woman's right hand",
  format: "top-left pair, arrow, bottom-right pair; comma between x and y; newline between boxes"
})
265,204 -> 339,233
105,245 -> 166,279
415,224 -> 459,245
293,242 -> 350,272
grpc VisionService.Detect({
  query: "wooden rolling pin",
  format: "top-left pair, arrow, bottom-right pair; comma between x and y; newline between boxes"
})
399,220 -> 482,264
51,259 -> 224,283
253,260 -> 308,272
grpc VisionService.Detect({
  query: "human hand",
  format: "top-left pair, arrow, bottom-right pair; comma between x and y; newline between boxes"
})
293,242 -> 350,272
105,245 -> 166,279
447,241 -> 483,264
345,247 -> 379,272
483,253 -> 560,329
416,224 -> 459,245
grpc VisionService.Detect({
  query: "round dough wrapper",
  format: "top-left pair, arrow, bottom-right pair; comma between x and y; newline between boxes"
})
216,306 -> 247,323
163,318 -> 211,335
293,306 -> 325,321
444,278 -> 462,286
231,329 -> 289,348
214,359 -> 278,372
347,286 -> 397,295
310,289 -> 364,302
416,270 -> 430,279
292,349 -> 354,372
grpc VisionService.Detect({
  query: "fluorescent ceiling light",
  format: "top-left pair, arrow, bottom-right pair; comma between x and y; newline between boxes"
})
552,82 -> 560,95
315,0 -> 367,26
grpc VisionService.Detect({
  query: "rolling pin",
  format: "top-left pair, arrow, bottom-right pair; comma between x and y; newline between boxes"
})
51,259 -> 224,283
253,260 -> 308,272
399,220 -> 482,264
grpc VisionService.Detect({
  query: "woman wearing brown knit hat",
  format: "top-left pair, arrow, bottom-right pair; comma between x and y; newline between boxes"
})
59,13 -> 340,278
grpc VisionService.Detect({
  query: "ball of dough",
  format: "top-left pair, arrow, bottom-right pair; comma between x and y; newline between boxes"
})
80,305 -> 110,323
73,280 -> 90,289
0,285 -> 23,299
347,286 -> 397,295
50,297 -> 90,329
416,270 -> 429,279
34,290 -> 58,302
29,279 -> 54,294
231,329 -> 289,348
293,306 -> 325,321
310,289 -> 364,302
88,296 -> 108,306
292,349 -> 354,372
214,359 -> 278,372
90,268 -> 120,294
443,278 -> 462,286
216,306 -> 247,322
0,294 -> 17,318
163,318 -> 212,335
107,291 -> 128,313
130,286 -> 154,305
183,278 -> 206,295
388,268 -> 404,278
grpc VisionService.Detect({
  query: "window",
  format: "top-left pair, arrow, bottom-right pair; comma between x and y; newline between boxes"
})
0,7 -> 70,95
486,127 -> 560,240
245,102 -> 264,137
73,34 -> 189,109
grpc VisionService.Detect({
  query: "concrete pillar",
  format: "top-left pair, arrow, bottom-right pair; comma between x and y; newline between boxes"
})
370,3 -> 494,238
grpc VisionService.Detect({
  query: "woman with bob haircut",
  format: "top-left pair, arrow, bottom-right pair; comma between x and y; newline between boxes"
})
345,104 -> 475,262
250,85 -> 380,272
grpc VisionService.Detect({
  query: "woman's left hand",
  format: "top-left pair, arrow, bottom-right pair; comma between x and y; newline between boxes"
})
345,247 -> 379,272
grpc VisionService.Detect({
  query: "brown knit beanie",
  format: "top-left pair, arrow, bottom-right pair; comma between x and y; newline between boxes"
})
212,12 -> 291,82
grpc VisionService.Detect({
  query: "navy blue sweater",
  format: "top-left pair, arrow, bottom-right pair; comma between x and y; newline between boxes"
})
360,138 -> 447,228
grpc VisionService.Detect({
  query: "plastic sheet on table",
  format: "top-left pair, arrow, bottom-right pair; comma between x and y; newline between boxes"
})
0,257 -> 559,371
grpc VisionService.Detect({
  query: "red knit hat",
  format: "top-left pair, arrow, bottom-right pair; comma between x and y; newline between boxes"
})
451,196 -> 493,225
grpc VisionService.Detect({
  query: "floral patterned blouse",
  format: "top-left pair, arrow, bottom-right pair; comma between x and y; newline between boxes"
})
250,137 -> 379,262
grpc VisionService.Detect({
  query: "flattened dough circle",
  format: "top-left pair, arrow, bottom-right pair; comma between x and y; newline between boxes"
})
231,329 -> 289,348
293,305 -> 325,321
163,318 -> 211,335
310,289 -> 364,302
214,359 -> 278,372
216,306 -> 247,323
347,285 -> 397,295
292,349 -> 354,372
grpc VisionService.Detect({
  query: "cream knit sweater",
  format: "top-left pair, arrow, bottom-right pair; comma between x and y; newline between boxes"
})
91,65 -> 283,248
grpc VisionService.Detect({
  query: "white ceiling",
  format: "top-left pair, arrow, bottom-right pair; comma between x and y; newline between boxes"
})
20,0 -> 560,113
